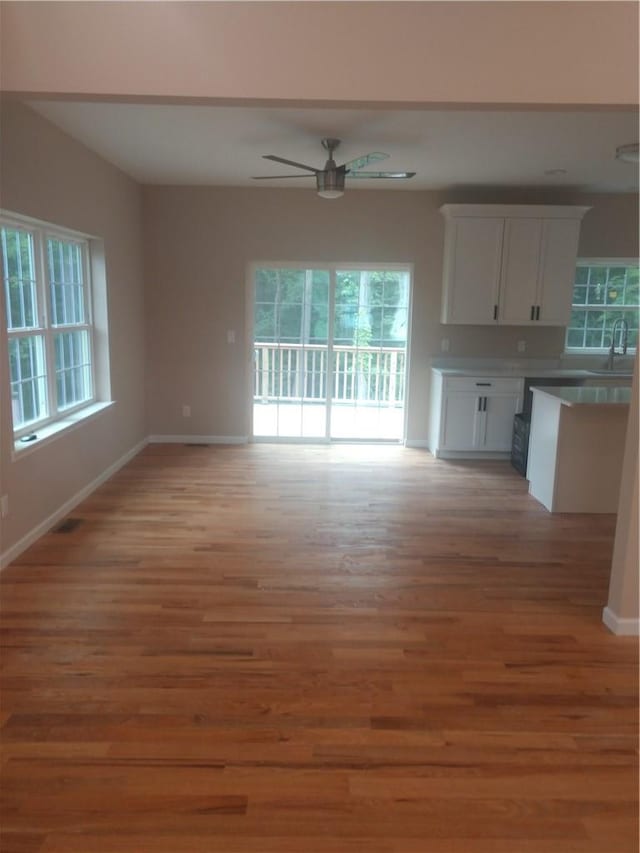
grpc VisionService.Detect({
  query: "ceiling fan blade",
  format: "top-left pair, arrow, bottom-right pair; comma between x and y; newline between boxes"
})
262,154 -> 318,173
252,174 -> 315,180
343,152 -> 389,172
348,170 -> 416,179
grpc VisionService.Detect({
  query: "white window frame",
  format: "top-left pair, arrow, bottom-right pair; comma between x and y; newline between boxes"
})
1,214 -> 96,440
565,258 -> 639,355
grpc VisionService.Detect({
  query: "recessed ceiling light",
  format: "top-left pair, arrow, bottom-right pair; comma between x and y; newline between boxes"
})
615,143 -> 639,164
544,169 -> 567,176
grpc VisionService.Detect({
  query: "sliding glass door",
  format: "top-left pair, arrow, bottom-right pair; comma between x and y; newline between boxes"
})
253,267 -> 330,438
252,265 -> 410,441
331,269 -> 409,439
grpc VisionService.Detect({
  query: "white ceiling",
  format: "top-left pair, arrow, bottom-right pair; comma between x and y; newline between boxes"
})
28,101 -> 640,193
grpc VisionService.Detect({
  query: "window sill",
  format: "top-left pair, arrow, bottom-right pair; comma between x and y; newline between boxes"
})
12,401 -> 115,460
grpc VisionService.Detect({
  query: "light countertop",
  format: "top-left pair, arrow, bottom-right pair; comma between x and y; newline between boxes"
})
432,366 -> 634,380
530,385 -> 632,407
433,367 -> 593,378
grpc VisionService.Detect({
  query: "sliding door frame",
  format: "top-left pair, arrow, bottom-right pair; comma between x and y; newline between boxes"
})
246,261 -> 413,443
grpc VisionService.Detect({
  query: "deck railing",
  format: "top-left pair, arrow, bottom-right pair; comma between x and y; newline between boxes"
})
254,342 -> 405,406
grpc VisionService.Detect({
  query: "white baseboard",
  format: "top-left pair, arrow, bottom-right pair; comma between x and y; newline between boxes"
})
0,437 -> 148,570
404,439 -> 431,449
147,435 -> 249,445
602,606 -> 640,636
434,450 -> 512,460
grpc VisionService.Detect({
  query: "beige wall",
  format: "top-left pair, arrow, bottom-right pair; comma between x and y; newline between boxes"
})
1,2 -> 637,107
0,101 -> 146,555
143,186 -> 638,443
606,361 -> 639,627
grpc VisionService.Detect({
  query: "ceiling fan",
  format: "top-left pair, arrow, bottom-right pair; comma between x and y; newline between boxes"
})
253,138 -> 416,198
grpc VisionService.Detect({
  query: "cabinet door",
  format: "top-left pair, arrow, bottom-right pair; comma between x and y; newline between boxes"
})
536,218 -> 581,325
440,393 -> 481,450
482,393 -> 522,451
442,217 -> 503,324
498,218 -> 543,324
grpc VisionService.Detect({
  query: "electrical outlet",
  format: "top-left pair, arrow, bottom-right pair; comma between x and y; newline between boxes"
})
517,340 -> 526,353
182,404 -> 191,418
0,495 -> 8,518
441,338 -> 450,353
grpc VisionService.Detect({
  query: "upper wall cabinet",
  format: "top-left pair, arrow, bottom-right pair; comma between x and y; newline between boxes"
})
440,204 -> 590,326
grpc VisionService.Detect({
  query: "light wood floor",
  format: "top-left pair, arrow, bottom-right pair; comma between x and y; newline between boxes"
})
1,444 -> 637,853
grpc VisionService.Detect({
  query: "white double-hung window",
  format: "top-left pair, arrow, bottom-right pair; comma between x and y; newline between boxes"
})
565,260 -> 639,352
1,217 -> 95,438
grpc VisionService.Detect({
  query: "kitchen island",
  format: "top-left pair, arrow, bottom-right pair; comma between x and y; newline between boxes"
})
527,385 -> 631,513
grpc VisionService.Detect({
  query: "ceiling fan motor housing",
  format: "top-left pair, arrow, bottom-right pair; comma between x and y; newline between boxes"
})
316,167 -> 346,198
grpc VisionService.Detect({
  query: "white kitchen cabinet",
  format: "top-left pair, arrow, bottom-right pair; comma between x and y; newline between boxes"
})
537,218 -> 583,325
440,204 -> 589,326
440,392 -> 479,450
440,216 -> 504,325
498,217 -> 543,324
482,392 -> 523,451
429,372 -> 524,457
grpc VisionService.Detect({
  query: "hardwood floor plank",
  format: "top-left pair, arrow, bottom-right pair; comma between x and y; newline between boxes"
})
0,833 -> 46,853
1,444 -> 637,851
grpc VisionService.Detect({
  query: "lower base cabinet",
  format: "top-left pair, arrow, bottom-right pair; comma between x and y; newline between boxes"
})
430,372 -> 524,457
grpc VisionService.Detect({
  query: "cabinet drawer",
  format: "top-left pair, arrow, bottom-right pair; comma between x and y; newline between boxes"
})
443,376 -> 523,395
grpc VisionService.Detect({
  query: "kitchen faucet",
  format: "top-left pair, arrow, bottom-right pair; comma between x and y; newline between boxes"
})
607,317 -> 629,371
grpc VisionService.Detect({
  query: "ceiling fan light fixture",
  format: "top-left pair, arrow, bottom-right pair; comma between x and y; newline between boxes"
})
316,169 -> 345,199
615,143 -> 639,164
